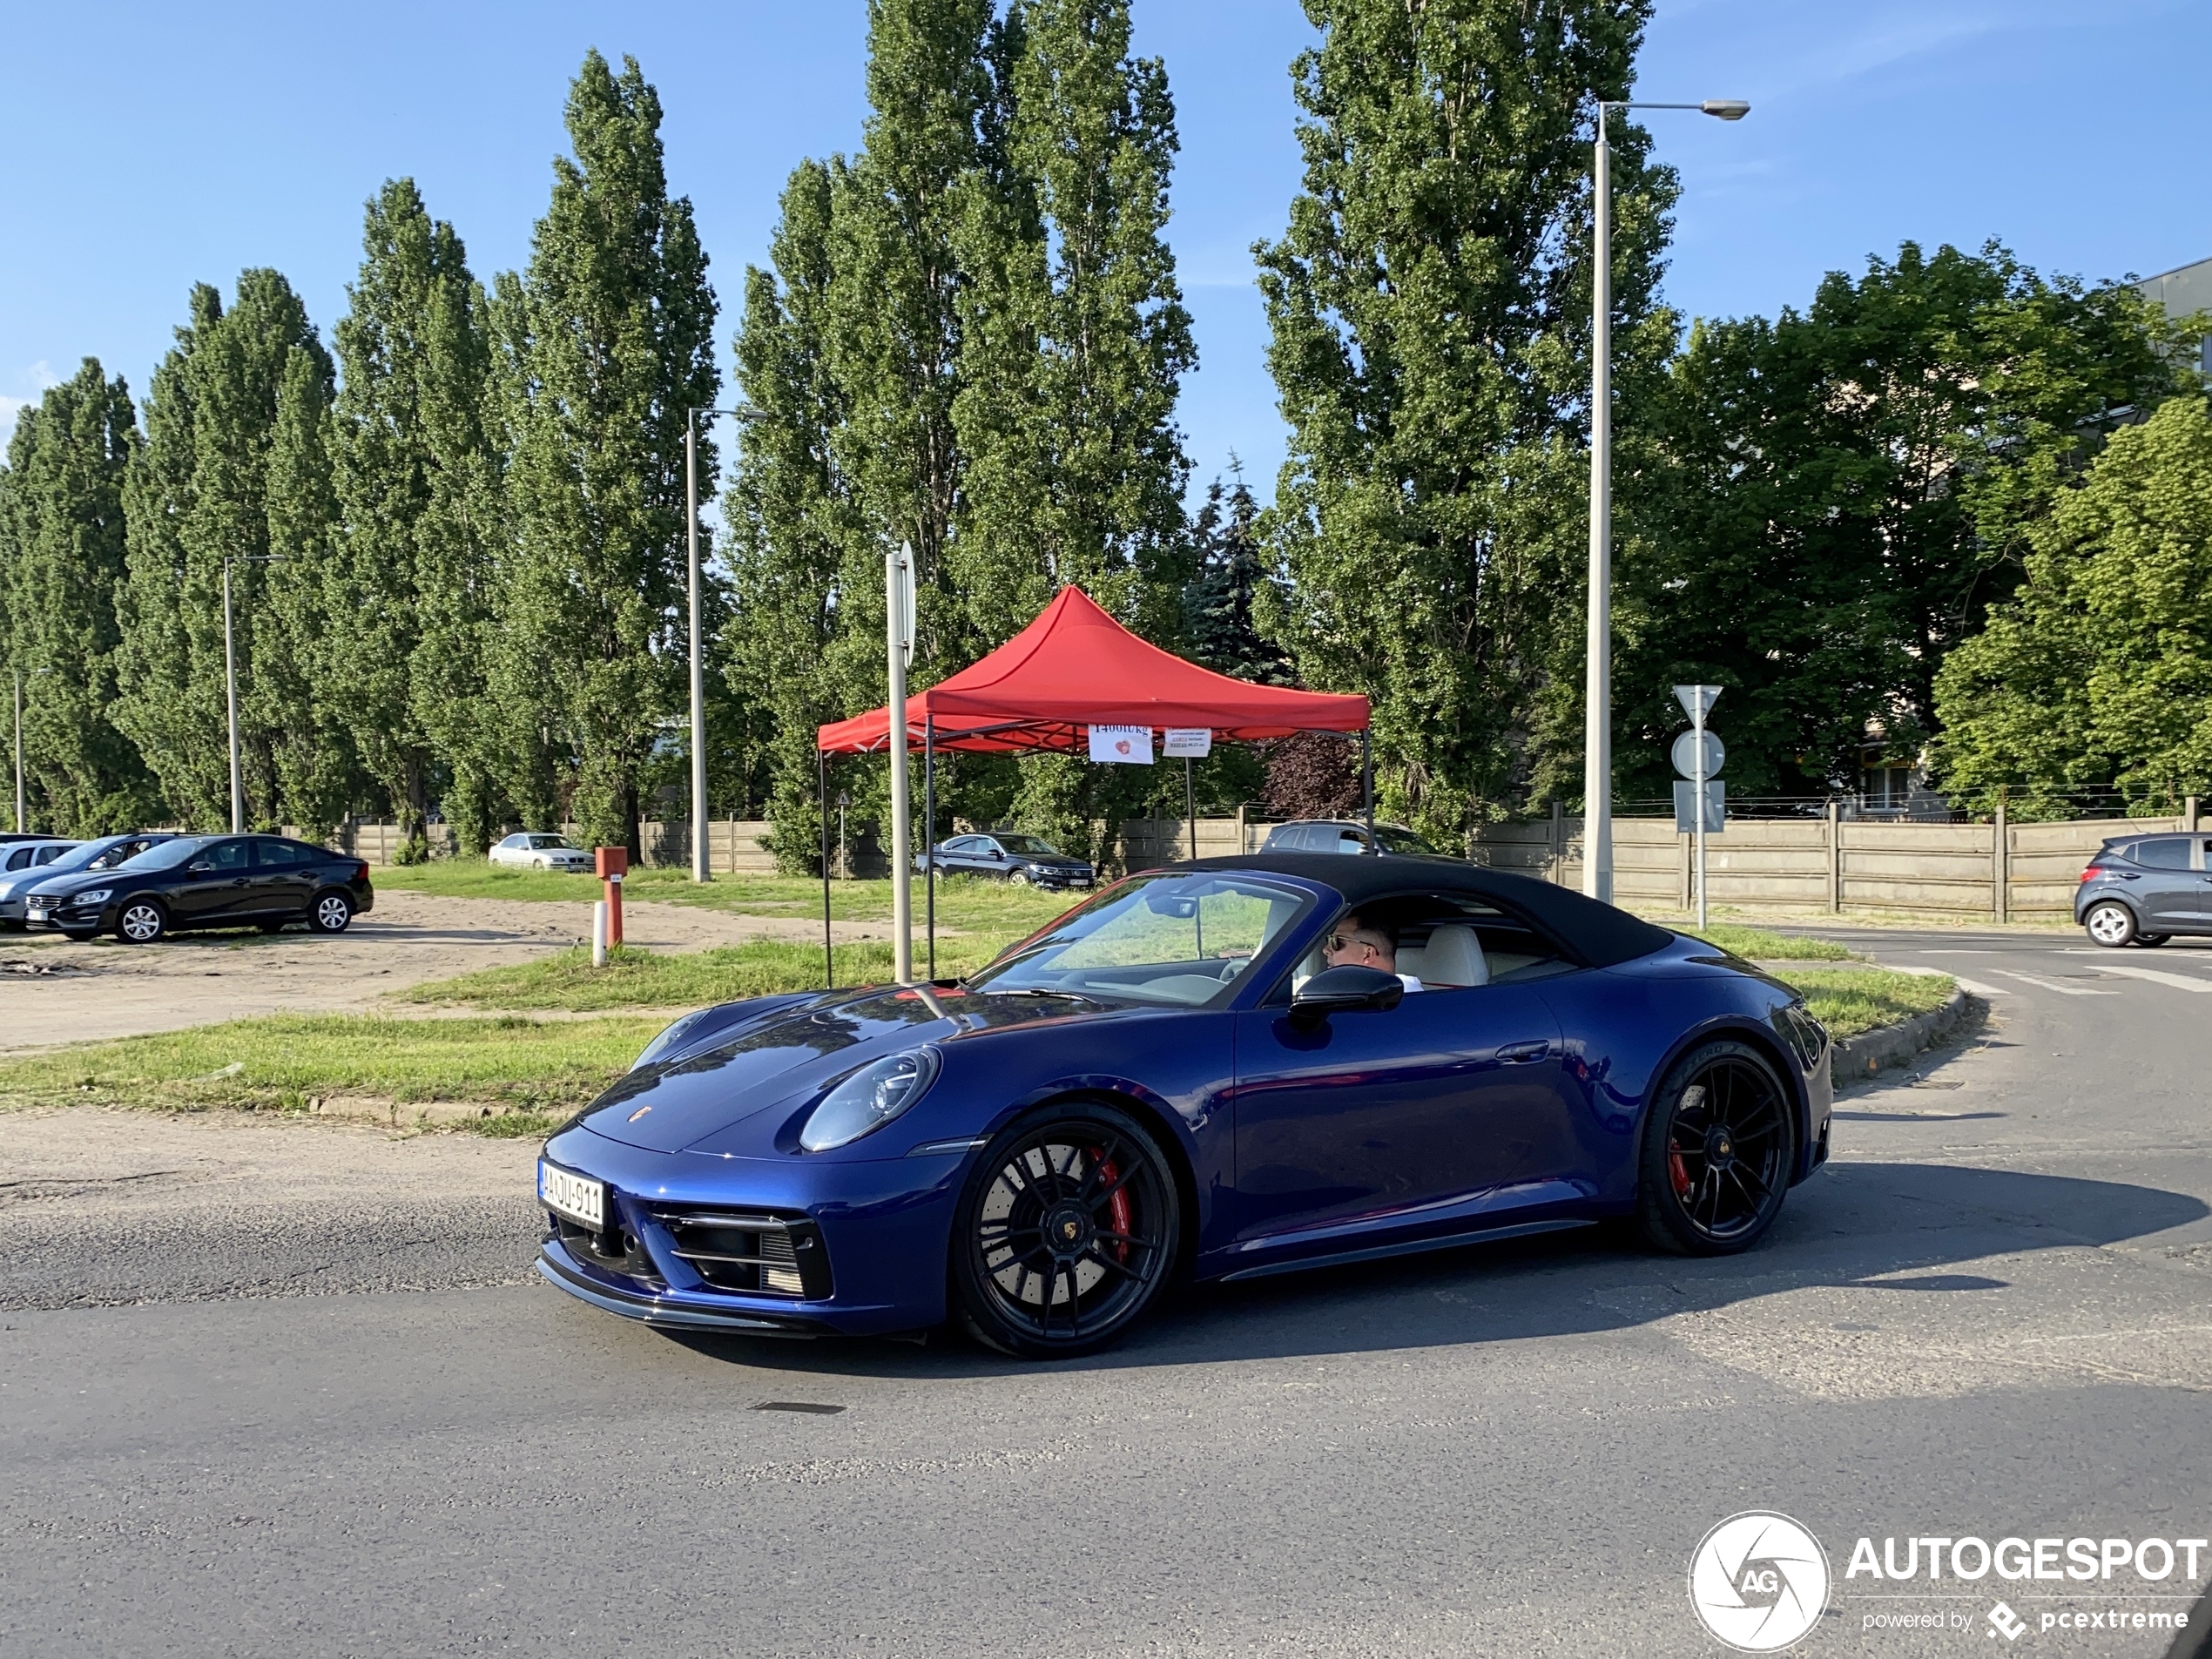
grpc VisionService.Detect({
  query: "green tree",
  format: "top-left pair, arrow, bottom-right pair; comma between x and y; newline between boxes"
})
115,272 -> 339,829
331,179 -> 504,853
1254,0 -> 1677,838
1615,242 -> 2187,800
0,360 -> 152,833
491,51 -> 720,850
1933,395 -> 2212,817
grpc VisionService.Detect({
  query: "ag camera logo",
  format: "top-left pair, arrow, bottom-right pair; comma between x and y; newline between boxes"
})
1689,1511 -> 1831,1652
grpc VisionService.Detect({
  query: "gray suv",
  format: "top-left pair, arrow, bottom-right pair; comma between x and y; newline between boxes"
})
2075,833 -> 2212,947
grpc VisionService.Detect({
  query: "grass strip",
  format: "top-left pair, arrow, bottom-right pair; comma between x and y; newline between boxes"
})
1681,923 -> 1851,961
397,940 -> 1020,1011
1774,967 -> 1955,1040
0,1012 -> 664,1124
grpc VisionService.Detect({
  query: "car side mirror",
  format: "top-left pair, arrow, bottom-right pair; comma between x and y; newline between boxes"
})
187,860 -> 213,874
1289,964 -> 1404,1028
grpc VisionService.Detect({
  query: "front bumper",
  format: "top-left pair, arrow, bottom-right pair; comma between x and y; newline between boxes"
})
534,1126 -> 968,1339
25,894 -> 112,932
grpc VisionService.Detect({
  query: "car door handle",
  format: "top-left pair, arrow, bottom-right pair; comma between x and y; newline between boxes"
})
1497,1040 -> 1550,1064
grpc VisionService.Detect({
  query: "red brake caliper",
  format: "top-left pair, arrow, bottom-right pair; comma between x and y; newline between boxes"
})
1091,1150 -> 1132,1263
1669,1145 -> 1691,1199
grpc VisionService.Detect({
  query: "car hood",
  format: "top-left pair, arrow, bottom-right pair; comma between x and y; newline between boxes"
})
23,868 -> 131,897
569,982 -> 1110,1155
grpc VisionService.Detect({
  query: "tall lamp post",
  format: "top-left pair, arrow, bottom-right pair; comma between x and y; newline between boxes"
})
685,406 -> 762,884
11,667 -> 24,833
224,553 -> 288,834
1584,95 -> 1748,904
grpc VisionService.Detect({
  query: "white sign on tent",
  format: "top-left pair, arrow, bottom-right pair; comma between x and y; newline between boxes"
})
1089,725 -> 1156,765
1163,728 -> 1212,758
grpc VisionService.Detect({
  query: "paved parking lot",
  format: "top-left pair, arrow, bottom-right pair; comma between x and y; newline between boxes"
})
2,926 -> 2209,1656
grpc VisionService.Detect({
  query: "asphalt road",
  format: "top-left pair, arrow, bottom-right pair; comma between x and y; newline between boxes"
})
4,925 -> 2210,1657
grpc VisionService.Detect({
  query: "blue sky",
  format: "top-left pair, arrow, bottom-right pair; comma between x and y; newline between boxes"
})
3,1 -> 2204,497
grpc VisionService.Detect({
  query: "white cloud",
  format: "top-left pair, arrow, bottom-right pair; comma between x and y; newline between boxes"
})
0,362 -> 63,450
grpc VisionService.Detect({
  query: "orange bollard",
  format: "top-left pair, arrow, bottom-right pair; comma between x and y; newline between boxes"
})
594,846 -> 629,948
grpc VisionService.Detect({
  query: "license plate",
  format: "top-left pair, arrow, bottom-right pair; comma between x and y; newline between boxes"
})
26,907 -> 46,921
539,1161 -> 605,1229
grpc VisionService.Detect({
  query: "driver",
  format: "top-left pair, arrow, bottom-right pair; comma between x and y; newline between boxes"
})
1324,912 -> 1423,993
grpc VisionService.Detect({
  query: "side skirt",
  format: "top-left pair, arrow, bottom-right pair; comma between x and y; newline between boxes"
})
1214,1217 -> 1595,1284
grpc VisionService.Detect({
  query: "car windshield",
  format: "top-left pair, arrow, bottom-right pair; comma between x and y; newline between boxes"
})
996,834 -> 1062,856
1375,825 -> 1439,855
123,836 -> 216,871
966,872 -> 1311,1007
528,835 -> 573,850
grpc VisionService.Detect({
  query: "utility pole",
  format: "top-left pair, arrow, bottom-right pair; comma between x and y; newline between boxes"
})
11,668 -> 23,833
224,561 -> 242,833
887,539 -> 914,982
685,416 -> 710,883
1584,95 -> 1748,905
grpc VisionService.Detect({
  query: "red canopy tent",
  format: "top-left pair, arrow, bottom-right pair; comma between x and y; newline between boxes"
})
816,585 -> 1369,754
809,586 -> 1372,981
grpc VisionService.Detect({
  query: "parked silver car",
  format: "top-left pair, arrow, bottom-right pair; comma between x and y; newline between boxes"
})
490,832 -> 595,873
0,839 -> 84,927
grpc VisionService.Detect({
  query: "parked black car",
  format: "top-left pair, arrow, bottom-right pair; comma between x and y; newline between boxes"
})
2076,831 -> 2212,947
916,832 -> 1095,890
1261,819 -> 1442,856
25,833 -> 374,943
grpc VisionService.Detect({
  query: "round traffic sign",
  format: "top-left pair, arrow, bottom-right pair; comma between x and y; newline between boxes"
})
1672,730 -> 1725,780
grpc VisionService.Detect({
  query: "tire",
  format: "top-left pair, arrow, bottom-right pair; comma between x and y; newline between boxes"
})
2136,934 -> 2170,948
115,899 -> 167,945
2084,901 -> 2137,948
309,891 -> 354,934
1007,869 -> 1030,887
533,858 -> 547,870
950,1103 -> 1182,1359
1636,1039 -> 1797,1257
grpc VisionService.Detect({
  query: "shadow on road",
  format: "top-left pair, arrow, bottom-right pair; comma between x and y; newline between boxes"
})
656,1161 -> 2208,1380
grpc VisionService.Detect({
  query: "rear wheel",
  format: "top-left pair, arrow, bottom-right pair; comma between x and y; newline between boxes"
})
1637,1040 -> 1796,1257
951,1103 -> 1180,1359
2084,901 -> 2137,948
1006,868 -> 1030,887
2137,934 -> 2170,948
309,892 -> 354,934
115,900 -> 167,945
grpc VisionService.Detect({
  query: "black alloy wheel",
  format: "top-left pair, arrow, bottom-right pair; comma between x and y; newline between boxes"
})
115,899 -> 167,945
951,1103 -> 1180,1359
1637,1039 -> 1796,1257
310,892 -> 354,934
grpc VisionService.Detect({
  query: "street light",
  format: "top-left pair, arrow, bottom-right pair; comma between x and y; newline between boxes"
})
223,554 -> 287,833
685,406 -> 763,884
11,666 -> 24,833
1583,94 -> 1749,904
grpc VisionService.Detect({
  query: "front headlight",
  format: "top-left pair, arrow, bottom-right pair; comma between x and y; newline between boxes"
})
74,888 -> 111,906
799,1049 -> 941,1152
631,1008 -> 712,1071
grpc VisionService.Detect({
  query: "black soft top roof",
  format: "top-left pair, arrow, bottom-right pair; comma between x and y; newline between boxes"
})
1183,852 -> 1676,969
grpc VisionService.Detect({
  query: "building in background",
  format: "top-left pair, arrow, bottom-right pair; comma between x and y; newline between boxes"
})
2138,256 -> 2212,376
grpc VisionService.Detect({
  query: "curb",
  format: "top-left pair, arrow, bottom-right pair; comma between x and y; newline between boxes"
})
1830,988 -> 1983,1087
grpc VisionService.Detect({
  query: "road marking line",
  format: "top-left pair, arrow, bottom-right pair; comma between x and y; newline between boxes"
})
2077,963 -> 2212,994
1947,976 -> 2008,997
1996,970 -> 2119,996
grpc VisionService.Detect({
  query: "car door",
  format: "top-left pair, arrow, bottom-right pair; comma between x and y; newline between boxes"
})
174,838 -> 255,925
1231,941 -> 1575,1249
936,835 -> 977,874
975,838 -> 1015,878
252,839 -> 317,920
2132,837 -> 2201,931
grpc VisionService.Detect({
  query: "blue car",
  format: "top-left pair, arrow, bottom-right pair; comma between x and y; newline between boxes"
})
538,853 -> 1834,1358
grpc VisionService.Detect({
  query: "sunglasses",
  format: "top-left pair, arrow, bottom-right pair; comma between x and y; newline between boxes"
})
1325,933 -> 1377,954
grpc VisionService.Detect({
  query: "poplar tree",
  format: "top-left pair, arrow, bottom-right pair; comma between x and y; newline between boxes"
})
1255,0 -> 1676,835
0,361 -> 151,833
116,273 -> 338,828
331,179 -> 503,853
492,51 -> 719,850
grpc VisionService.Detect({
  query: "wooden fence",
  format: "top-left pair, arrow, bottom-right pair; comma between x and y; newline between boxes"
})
1466,806 -> 2199,920
327,806 -> 2195,920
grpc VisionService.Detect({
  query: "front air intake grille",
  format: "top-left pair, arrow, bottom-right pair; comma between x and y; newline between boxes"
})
654,1210 -> 833,1301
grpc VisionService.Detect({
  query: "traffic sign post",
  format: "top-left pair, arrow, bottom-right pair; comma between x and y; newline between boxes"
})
1672,685 -> 1723,929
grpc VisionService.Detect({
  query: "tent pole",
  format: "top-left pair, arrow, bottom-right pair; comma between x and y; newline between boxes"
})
1185,756 -> 1197,861
924,715 -> 936,980
1361,730 -> 1376,853
819,746 -> 833,987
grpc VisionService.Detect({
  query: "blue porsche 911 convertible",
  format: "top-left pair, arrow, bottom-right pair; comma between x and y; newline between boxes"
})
536,853 -> 1833,1358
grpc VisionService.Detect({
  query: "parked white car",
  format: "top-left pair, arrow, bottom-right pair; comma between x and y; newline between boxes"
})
489,833 -> 594,873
